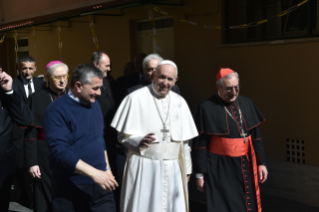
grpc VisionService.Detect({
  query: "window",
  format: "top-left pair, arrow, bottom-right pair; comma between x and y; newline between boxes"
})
224,0 -> 317,44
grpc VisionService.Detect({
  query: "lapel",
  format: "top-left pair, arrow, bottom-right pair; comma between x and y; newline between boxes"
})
33,77 -> 43,92
16,75 -> 27,102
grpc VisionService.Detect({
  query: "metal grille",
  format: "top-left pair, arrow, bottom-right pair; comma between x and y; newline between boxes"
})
286,138 -> 305,164
225,0 -> 318,43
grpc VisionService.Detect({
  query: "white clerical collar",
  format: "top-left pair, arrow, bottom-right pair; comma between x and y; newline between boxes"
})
68,89 -> 90,105
150,83 -> 169,99
21,74 -> 33,85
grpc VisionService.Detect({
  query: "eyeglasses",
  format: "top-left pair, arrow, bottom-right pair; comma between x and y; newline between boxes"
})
52,74 -> 68,81
225,85 -> 241,93
147,67 -> 156,72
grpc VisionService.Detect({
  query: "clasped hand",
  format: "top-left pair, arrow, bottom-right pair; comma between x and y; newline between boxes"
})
92,169 -> 118,191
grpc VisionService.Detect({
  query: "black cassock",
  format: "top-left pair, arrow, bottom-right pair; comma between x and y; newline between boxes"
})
24,86 -> 67,212
95,77 -> 120,211
192,94 -> 266,212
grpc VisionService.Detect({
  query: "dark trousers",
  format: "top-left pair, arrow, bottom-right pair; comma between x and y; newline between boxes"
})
52,181 -> 116,212
0,153 -> 17,212
16,146 -> 33,209
33,141 -> 52,212
0,173 -> 15,211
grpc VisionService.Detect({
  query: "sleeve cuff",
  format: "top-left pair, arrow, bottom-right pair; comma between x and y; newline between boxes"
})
196,173 -> 204,178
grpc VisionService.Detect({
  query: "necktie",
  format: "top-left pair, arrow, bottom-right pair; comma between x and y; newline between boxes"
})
28,81 -> 32,97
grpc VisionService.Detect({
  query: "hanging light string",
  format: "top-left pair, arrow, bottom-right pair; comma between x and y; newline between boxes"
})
148,8 -> 161,55
152,0 -> 309,30
32,26 -> 37,61
89,15 -> 99,50
0,33 -> 6,46
14,30 -> 19,75
57,21 -> 63,61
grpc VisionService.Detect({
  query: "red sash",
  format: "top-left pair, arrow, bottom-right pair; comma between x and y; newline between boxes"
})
37,128 -> 46,141
208,135 -> 262,212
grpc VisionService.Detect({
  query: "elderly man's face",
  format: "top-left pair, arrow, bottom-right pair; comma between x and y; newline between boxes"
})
152,64 -> 177,97
144,59 -> 161,84
217,74 -> 240,103
95,54 -> 111,77
21,62 -> 36,80
48,65 -> 68,92
78,77 -> 103,103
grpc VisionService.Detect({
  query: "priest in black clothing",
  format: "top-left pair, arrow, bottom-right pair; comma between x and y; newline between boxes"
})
24,60 -> 69,212
192,68 -> 268,212
91,51 -> 119,211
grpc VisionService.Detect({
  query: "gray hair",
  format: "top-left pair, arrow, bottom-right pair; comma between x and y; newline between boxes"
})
155,60 -> 178,77
71,64 -> 104,88
142,54 -> 163,71
91,51 -> 109,65
216,72 -> 239,87
46,63 -> 69,76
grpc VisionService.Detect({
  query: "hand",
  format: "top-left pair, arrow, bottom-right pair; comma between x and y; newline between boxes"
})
0,71 -> 13,91
196,177 -> 205,193
92,169 -> 119,191
140,133 -> 156,147
29,165 -> 41,179
258,165 -> 268,183
187,174 -> 191,183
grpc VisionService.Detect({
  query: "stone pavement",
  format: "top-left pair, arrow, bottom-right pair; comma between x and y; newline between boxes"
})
189,193 -> 319,212
9,193 -> 319,212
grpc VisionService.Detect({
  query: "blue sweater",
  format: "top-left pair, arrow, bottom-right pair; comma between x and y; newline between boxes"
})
43,94 -> 106,184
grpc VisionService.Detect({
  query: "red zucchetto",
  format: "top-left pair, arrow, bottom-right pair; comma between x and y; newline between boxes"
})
216,68 -> 235,82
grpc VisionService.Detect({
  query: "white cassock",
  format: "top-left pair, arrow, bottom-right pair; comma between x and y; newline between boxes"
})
111,84 -> 198,212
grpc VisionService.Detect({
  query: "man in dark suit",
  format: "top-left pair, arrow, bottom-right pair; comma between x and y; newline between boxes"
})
12,56 -> 45,208
0,67 -> 32,211
91,51 -> 119,211
128,53 -> 181,94
13,56 -> 45,102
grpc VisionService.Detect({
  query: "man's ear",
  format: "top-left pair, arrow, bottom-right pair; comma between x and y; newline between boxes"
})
75,81 -> 82,93
174,77 -> 179,83
34,66 -> 37,72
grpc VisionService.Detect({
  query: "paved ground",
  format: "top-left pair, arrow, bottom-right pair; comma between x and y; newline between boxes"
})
189,193 -> 319,212
9,193 -> 319,212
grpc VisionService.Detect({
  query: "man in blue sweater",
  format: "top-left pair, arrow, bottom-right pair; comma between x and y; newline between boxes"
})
43,64 -> 118,212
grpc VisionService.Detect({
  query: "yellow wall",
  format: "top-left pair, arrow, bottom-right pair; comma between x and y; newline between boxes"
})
2,0 -> 318,165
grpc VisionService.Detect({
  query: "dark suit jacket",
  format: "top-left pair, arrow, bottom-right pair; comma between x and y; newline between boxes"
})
0,86 -> 32,187
12,76 -> 45,149
13,75 -> 46,103
95,78 -> 118,175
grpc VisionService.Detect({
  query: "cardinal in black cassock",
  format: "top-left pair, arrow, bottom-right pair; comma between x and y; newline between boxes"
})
24,61 -> 68,212
192,68 -> 268,212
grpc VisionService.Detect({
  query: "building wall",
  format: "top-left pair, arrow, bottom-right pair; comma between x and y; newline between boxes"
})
3,0 -> 317,165
1,0 -> 319,205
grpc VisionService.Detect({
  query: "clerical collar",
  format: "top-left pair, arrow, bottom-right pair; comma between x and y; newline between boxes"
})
68,90 -> 90,105
21,74 -> 33,85
150,83 -> 168,99
49,85 -> 64,96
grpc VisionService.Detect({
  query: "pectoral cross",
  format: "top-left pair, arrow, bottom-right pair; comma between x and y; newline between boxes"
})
161,125 -> 169,141
241,130 -> 247,143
